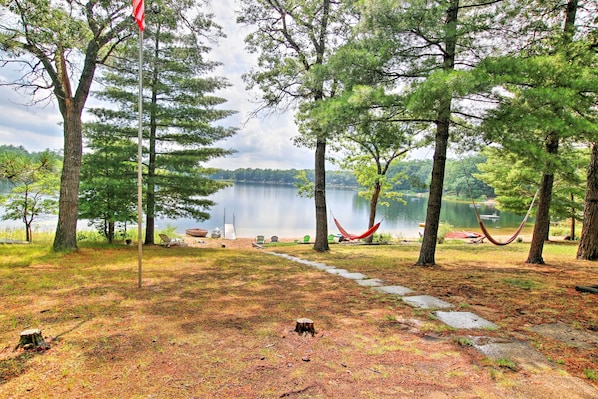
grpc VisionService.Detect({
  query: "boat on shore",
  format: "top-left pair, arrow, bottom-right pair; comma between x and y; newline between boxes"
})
480,213 -> 500,220
186,228 -> 208,237
446,231 -> 484,239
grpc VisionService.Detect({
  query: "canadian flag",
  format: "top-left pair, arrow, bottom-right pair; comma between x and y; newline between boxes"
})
132,0 -> 145,31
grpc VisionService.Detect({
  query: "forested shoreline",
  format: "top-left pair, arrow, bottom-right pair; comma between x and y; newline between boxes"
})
210,157 -> 495,199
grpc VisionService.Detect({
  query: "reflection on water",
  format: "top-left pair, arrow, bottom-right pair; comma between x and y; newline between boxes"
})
0,182 -> 533,239
162,182 -> 533,239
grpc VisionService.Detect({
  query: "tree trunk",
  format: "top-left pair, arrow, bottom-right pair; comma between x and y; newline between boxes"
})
25,222 -> 32,242
15,329 -> 48,351
577,143 -> 598,260
313,138 -> 330,252
527,0 -> 579,263
417,119 -> 450,265
416,0 -> 459,266
145,31 -> 161,246
53,105 -> 83,251
570,192 -> 575,240
526,135 -> 558,264
108,221 -> 115,244
365,182 -> 381,244
52,37 -> 99,251
294,318 -> 316,336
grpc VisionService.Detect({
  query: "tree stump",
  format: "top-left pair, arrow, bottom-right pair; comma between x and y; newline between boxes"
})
294,318 -> 316,336
15,329 -> 48,350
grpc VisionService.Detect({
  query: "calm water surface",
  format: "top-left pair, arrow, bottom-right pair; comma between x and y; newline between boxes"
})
165,182 -> 531,239
0,182 -> 530,239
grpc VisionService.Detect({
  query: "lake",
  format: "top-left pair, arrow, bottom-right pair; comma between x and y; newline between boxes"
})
0,182 -> 530,239
161,182 -> 529,239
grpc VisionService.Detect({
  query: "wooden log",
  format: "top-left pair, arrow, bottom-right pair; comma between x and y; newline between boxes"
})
294,318 -> 316,336
575,285 -> 598,294
15,328 -> 48,350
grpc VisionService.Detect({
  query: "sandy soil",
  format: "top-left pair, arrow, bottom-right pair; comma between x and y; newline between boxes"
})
183,235 -> 294,249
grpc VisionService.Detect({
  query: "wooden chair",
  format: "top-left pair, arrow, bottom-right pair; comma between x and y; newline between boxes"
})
159,233 -> 186,248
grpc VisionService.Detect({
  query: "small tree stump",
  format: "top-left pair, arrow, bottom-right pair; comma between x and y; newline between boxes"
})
294,318 -> 316,336
15,329 -> 48,351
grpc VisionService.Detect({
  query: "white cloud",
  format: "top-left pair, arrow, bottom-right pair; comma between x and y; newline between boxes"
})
0,87 -> 63,152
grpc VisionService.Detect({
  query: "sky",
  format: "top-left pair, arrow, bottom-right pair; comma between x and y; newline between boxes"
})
0,0 -> 315,171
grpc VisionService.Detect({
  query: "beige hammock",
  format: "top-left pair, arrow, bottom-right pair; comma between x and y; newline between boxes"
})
470,190 -> 538,246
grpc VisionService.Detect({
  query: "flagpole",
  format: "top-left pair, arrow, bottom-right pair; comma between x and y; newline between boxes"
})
137,28 -> 144,289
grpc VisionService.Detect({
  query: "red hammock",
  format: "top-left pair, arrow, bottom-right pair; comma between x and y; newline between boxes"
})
334,218 -> 381,240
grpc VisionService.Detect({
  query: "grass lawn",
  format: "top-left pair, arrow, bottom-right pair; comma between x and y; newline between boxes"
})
0,236 -> 596,398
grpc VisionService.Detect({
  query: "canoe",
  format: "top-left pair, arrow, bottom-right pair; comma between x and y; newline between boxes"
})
445,231 -> 484,239
186,228 -> 208,237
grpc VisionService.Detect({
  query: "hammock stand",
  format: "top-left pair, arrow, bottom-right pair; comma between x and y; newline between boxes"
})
470,189 -> 539,246
333,217 -> 381,241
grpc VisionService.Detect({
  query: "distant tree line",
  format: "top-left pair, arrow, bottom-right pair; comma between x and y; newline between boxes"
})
211,154 -> 496,199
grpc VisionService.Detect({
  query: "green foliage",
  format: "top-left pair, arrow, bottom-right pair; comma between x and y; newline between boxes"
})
502,278 -> 543,290
76,230 -> 106,243
371,232 -> 392,243
436,223 -> 453,244
84,1 -> 237,241
0,0 -> 142,251
80,127 -> 138,242
444,154 -> 494,199
0,150 -> 61,242
494,358 -> 518,371
585,368 -> 598,381
475,147 -> 588,220
294,170 -> 315,199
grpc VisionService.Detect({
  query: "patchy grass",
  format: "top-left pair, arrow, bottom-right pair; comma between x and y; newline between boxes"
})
0,239 -> 596,398
276,240 -> 598,385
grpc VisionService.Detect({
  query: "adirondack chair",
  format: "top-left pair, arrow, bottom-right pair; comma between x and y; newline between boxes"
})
159,234 -> 186,248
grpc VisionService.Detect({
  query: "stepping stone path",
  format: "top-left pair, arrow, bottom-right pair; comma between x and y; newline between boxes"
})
435,311 -> 497,329
374,285 -> 413,296
402,295 -> 454,310
266,251 -> 598,397
355,278 -> 384,287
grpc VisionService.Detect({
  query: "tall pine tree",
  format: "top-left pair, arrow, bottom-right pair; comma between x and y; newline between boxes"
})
85,0 -> 236,244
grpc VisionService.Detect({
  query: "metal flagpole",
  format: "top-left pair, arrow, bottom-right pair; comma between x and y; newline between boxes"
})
137,28 -> 143,289
133,0 -> 145,288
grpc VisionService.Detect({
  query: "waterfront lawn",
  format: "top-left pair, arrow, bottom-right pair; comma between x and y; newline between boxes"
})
0,238 -> 596,398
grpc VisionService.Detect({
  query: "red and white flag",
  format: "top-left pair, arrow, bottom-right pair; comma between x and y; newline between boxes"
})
132,0 -> 145,31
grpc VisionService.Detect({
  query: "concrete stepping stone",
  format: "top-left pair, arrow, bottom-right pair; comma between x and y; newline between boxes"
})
402,295 -> 453,309
338,272 -> 368,280
325,268 -> 349,275
374,286 -> 414,296
356,278 -> 384,287
531,322 -> 598,349
470,336 -> 551,372
311,262 -> 335,270
434,311 -> 497,329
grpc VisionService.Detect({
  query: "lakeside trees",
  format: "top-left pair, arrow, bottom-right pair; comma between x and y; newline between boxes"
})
0,148 -> 61,242
238,0 -> 359,252
0,0 -> 134,251
1,1 -> 596,261
79,127 -> 137,243
85,0 -> 236,245
474,0 -> 598,264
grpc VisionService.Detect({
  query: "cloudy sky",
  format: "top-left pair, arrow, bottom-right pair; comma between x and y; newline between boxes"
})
0,0 -> 314,171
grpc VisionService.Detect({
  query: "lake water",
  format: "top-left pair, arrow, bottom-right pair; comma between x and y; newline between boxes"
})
161,182 -> 529,239
0,182 -> 530,239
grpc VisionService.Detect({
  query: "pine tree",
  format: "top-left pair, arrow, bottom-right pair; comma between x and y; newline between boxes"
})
85,0 -> 237,244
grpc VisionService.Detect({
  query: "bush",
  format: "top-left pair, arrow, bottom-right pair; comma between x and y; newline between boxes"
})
437,223 -> 453,244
